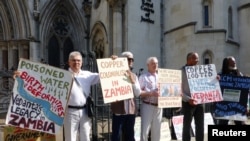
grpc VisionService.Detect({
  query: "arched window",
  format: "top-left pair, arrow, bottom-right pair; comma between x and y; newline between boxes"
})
92,25 -> 106,59
48,9 -> 73,68
94,0 -> 101,9
203,50 -> 213,65
2,47 -> 8,70
202,0 -> 212,27
12,47 -> 18,69
48,36 -> 60,67
63,37 -> 74,69
228,6 -> 233,38
93,36 -> 104,59
0,20 -> 3,40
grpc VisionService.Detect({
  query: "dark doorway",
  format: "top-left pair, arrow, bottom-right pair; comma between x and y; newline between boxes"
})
48,36 -> 60,67
63,38 -> 74,69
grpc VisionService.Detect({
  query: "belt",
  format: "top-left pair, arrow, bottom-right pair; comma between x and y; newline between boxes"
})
143,101 -> 158,107
68,105 -> 86,109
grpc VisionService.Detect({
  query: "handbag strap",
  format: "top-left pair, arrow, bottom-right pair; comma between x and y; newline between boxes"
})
74,77 -> 88,98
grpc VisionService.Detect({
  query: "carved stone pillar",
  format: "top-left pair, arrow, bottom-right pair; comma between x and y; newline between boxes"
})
83,0 -> 92,16
83,0 -> 92,64
33,0 -> 40,21
107,0 -> 127,8
107,0 -> 127,54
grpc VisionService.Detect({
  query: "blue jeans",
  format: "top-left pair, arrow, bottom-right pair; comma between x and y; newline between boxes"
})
182,101 -> 204,141
112,114 -> 136,141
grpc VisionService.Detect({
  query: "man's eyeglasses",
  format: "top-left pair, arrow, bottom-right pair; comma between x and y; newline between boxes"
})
70,59 -> 82,62
127,58 -> 134,62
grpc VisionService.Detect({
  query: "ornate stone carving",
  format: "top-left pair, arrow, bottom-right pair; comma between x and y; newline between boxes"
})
83,0 -> 92,16
33,0 -> 40,21
94,0 -> 101,9
107,0 -> 127,8
52,15 -> 70,37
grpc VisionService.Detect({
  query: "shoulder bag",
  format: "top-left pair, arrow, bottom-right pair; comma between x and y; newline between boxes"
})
74,77 -> 94,118
83,92 -> 94,118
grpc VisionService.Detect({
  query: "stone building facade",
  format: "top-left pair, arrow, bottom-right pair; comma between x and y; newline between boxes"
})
0,0 -> 249,75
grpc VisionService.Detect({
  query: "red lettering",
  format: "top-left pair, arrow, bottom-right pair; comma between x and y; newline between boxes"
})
172,116 -> 183,124
110,89 -> 117,96
8,114 -> 55,134
104,85 -> 132,98
104,89 -> 110,98
21,79 -> 65,116
192,90 -> 222,102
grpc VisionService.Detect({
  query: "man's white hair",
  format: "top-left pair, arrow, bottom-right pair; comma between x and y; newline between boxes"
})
68,51 -> 82,60
146,57 -> 158,64
121,51 -> 133,58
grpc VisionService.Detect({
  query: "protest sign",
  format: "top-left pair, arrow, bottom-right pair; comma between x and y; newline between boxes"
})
172,113 -> 214,140
172,115 -> 184,140
158,68 -> 182,108
186,64 -> 223,104
3,126 -> 55,141
6,58 -> 73,134
214,75 -> 250,121
97,58 -> 133,103
160,121 -> 171,141
134,117 -> 141,141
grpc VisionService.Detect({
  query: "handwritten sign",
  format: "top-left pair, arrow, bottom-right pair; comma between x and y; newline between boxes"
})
214,75 -> 250,121
97,58 -> 133,103
172,113 -> 214,140
3,126 -> 55,141
172,115 -> 184,140
158,69 -> 182,108
134,117 -> 141,141
6,58 -> 73,134
186,64 -> 223,104
160,121 -> 171,141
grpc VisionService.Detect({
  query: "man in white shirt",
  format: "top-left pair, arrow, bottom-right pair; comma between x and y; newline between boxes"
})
64,51 -> 99,141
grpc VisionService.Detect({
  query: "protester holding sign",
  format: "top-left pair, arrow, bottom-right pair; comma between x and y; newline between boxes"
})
220,56 -> 243,76
139,57 -> 162,141
181,52 -> 204,141
110,51 -> 141,141
64,51 -> 100,141
10,59 -> 73,135
216,56 -> 246,125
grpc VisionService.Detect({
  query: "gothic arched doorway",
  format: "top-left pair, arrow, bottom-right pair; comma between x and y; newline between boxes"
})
48,36 -> 60,67
47,9 -> 74,68
63,37 -> 74,69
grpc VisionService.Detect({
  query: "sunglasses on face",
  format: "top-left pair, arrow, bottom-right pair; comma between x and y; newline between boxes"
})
127,58 -> 134,62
